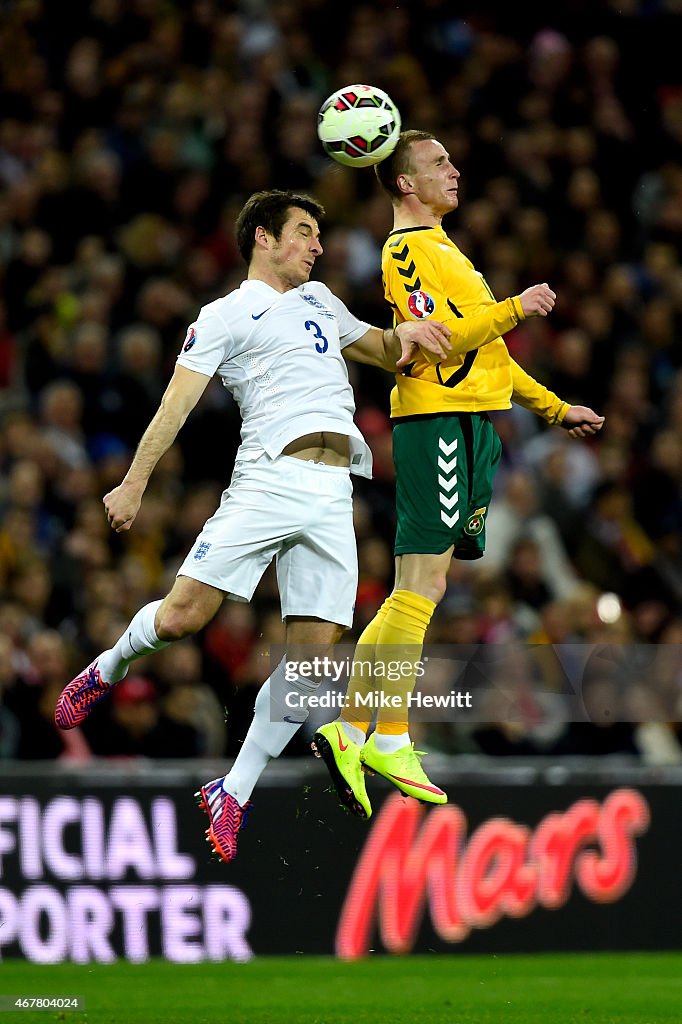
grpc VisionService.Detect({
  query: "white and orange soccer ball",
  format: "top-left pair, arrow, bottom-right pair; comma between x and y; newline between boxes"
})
317,83 -> 401,168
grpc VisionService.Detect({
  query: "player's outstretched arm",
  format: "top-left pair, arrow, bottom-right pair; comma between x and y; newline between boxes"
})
417,282 -> 557,365
510,360 -> 605,434
560,405 -> 605,438
104,364 -> 211,533
343,321 -> 451,371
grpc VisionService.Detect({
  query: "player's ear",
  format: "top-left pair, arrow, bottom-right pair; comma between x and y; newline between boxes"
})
397,173 -> 414,196
254,225 -> 270,249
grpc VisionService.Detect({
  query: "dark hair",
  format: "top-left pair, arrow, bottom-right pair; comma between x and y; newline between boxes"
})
235,189 -> 325,263
375,130 -> 437,200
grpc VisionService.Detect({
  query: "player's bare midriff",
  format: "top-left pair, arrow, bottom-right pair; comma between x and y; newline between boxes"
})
283,432 -> 350,467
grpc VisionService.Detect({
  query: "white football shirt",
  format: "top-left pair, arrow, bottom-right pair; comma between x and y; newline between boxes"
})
176,279 -> 373,477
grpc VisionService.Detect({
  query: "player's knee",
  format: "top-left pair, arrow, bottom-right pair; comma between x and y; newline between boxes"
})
155,602 -> 203,641
421,573 -> 448,605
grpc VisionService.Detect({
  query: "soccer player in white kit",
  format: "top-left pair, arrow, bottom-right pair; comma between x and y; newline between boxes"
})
55,190 -> 452,863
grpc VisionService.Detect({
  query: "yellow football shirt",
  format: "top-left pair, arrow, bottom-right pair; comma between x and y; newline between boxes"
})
383,225 -> 569,424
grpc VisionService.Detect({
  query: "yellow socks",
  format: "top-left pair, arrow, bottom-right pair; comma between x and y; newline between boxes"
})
375,590 -> 436,736
341,598 -> 390,734
341,590 -> 436,741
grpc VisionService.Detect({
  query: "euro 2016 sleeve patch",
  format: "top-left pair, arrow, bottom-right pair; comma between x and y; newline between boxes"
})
182,325 -> 197,352
407,289 -> 435,319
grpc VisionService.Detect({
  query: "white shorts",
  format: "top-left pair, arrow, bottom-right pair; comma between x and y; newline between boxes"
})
177,454 -> 357,627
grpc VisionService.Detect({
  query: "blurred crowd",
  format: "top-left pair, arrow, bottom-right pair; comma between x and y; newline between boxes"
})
0,0 -> 681,764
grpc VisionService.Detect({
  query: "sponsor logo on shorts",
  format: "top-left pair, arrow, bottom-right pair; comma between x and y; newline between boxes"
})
194,541 -> 211,561
407,290 -> 435,319
464,507 -> 487,536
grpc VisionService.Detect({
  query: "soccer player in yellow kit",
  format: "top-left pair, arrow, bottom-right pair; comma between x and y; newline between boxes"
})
313,131 -> 604,818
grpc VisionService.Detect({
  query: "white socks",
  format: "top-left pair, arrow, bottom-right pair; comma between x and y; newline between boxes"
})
373,731 -> 410,753
97,600 -> 169,684
337,721 -> 409,752
338,720 -> 366,747
222,658 -> 318,806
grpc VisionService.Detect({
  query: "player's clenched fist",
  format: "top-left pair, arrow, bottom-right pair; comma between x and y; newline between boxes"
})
518,283 -> 556,317
103,482 -> 143,532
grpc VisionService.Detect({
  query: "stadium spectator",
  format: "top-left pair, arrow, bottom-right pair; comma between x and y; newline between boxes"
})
484,467 -> 582,600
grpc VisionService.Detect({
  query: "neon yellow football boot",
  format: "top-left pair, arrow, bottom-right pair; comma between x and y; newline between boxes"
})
360,733 -> 447,804
312,721 -> 372,819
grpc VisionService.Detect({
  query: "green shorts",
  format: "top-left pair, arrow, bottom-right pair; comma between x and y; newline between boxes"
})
393,412 -> 502,559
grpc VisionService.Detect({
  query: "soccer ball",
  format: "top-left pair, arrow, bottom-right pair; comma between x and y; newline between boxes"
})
317,84 -> 401,168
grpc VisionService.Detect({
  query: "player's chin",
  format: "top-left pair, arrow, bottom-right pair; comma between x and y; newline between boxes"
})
289,270 -> 310,289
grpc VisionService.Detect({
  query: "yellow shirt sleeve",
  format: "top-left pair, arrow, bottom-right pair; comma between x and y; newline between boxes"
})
510,359 -> 569,424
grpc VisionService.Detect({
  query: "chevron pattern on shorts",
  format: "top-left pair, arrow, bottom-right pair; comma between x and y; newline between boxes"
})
438,437 -> 459,528
388,235 -> 421,292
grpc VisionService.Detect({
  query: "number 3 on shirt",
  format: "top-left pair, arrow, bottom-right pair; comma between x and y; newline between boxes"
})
305,319 -> 328,354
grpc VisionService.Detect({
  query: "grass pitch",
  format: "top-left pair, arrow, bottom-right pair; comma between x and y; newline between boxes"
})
1,952 -> 680,1023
